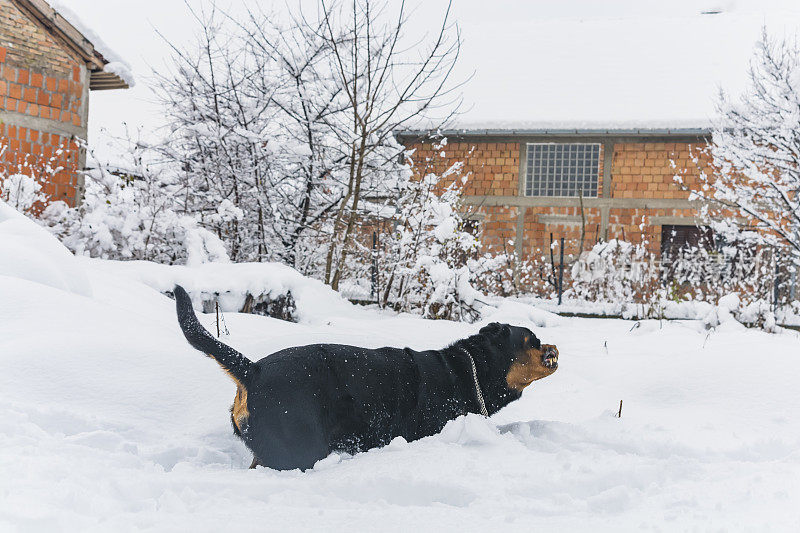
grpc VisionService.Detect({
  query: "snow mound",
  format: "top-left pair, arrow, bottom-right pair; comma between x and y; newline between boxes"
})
484,299 -> 563,328
0,201 -> 91,297
81,258 -> 358,323
702,292 -> 778,332
439,414 -> 501,445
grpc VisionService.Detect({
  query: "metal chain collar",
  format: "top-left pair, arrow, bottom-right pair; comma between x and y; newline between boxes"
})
460,347 -> 489,417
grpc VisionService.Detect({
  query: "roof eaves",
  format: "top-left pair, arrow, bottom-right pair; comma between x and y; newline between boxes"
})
11,0 -> 129,90
395,128 -> 712,138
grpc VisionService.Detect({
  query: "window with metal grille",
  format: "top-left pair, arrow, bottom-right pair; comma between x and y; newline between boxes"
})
525,143 -> 600,197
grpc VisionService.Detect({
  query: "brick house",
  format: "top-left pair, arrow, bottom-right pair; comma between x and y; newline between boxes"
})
397,128 -> 711,270
0,0 -> 129,207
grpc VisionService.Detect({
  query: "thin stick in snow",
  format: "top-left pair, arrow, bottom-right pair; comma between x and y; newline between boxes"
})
216,300 -> 220,338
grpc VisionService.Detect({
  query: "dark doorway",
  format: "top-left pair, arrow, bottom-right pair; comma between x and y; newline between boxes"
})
661,225 -> 714,259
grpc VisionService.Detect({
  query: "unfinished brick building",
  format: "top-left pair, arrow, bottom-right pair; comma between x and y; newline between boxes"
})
397,129 -> 710,265
0,0 -> 129,207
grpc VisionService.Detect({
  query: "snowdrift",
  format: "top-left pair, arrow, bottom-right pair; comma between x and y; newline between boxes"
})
82,258 -> 359,323
3,201 -> 800,530
0,202 -> 91,297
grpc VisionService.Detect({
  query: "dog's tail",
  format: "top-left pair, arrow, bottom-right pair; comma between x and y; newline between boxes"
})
174,285 -> 254,386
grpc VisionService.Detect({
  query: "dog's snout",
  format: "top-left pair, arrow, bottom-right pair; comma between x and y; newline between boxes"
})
541,345 -> 558,369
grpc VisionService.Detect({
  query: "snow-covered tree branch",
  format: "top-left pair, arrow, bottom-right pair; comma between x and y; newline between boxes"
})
314,0 -> 465,289
685,29 -> 800,264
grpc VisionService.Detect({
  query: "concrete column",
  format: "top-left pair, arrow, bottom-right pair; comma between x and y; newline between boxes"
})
515,143 -> 528,260
75,62 -> 90,206
600,141 -> 614,240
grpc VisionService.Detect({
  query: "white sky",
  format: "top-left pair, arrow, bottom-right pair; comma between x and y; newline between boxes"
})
54,0 -> 800,150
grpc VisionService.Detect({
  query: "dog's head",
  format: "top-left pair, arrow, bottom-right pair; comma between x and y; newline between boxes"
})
478,322 -> 558,392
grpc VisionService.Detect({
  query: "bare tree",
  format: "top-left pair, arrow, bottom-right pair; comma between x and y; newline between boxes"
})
311,0 -> 464,289
149,0 -> 464,274
131,0 -> 464,293
232,5 -> 352,269
153,2 -> 279,261
686,29 -> 800,263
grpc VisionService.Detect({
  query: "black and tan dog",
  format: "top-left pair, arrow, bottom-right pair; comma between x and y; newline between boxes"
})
174,285 -> 558,471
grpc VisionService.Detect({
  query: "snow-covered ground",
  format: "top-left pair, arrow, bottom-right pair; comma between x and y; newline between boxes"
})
2,205 -> 800,532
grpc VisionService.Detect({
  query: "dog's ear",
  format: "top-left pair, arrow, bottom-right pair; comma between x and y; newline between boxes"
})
479,322 -> 501,336
479,322 -> 511,337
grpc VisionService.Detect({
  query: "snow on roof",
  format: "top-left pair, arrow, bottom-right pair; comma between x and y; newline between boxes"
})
46,0 -> 123,63
446,0 -> 800,130
397,121 -> 712,138
26,0 -> 135,88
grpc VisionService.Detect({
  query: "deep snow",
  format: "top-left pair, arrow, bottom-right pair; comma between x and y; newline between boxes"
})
2,209 -> 800,531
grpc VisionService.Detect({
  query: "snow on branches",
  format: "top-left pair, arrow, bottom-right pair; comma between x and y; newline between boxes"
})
379,139 -> 485,321
41,138 -> 229,265
680,29 -> 800,266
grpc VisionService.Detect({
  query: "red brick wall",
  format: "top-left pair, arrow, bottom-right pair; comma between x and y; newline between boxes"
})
522,206 -> 604,258
409,141 -> 520,196
1,59 -> 85,127
403,137 -> 709,269
610,142 -> 705,200
0,0 -> 85,206
477,205 -> 519,251
0,122 -> 79,204
605,142 -> 708,254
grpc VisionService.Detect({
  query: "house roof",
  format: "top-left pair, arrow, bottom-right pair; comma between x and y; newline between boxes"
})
11,0 -> 131,90
427,0 -> 800,132
396,127 -> 711,139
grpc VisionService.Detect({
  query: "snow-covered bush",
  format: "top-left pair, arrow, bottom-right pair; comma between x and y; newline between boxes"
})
0,173 -> 46,214
41,143 -> 229,265
470,245 -> 554,299
570,239 -> 664,318
469,249 -> 518,298
666,240 -> 794,330
569,231 -> 792,330
570,217 -> 664,318
702,293 -> 778,332
675,29 -> 800,287
664,241 -> 781,302
379,144 -> 485,321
